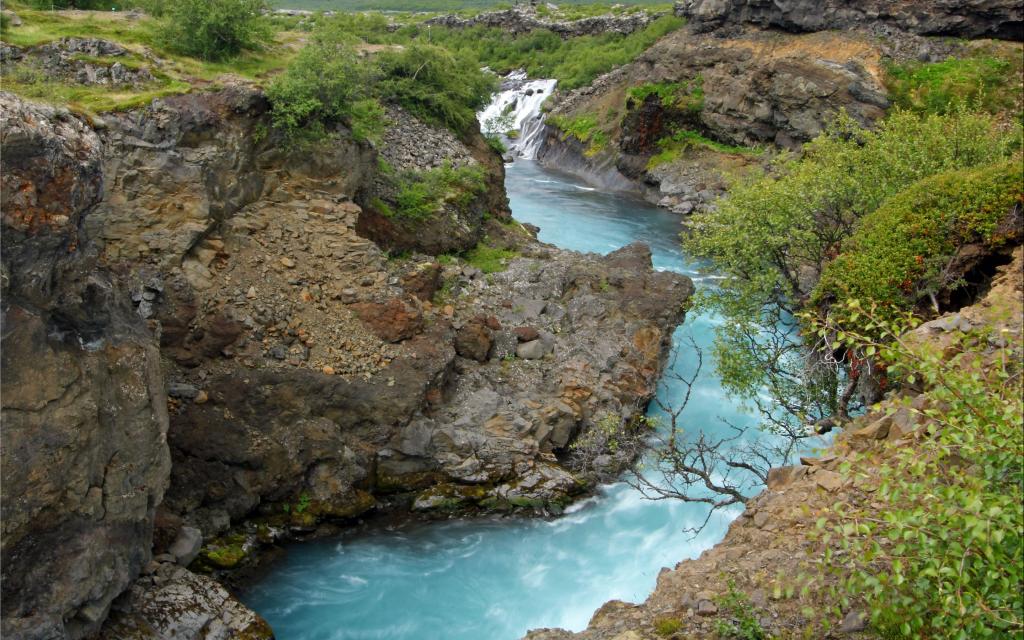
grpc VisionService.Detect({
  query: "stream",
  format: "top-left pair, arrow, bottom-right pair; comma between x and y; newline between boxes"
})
241,82 -> 800,640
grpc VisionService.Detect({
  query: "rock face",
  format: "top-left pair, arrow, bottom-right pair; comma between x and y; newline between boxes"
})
2,75 -> 692,637
0,93 -> 170,639
356,107 -> 511,254
676,0 -> 1023,41
425,5 -> 666,38
537,28 -> 890,206
524,247 -> 1023,640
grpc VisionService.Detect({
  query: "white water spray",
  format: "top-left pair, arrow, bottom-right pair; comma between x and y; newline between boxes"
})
478,70 -> 557,160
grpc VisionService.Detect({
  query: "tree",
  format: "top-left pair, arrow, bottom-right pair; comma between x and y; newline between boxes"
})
159,0 -> 272,62
266,27 -> 384,146
683,107 -> 1015,437
374,43 -> 497,136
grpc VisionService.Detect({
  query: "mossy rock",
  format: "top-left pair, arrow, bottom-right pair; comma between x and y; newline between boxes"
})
194,533 -> 250,571
375,470 -> 442,494
412,483 -> 489,511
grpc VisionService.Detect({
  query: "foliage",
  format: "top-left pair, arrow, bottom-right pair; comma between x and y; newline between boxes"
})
375,43 -> 497,135
714,581 -> 769,640
546,112 -> 608,156
390,15 -> 684,90
647,128 -> 758,168
683,107 -> 1015,429
463,242 -> 518,274
814,161 -> 1022,316
816,302 -> 1023,639
158,0 -> 273,61
884,49 -> 1023,117
627,75 -> 703,112
654,617 -> 683,636
266,27 -> 387,146
380,162 -> 488,221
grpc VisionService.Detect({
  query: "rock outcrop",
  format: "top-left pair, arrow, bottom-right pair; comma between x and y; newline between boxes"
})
525,247 -> 1023,639
1,93 -> 170,639
537,28 -> 892,208
425,5 -> 666,38
676,0 -> 1023,41
1,71 -> 692,638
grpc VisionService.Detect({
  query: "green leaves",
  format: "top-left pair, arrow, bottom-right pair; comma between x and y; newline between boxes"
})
159,0 -> 272,62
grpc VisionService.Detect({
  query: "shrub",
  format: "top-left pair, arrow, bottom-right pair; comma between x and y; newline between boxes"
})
884,51 -> 1023,117
375,43 -> 497,136
628,75 -> 703,112
266,29 -> 384,146
382,162 -> 487,221
546,112 -> 609,157
159,0 -> 272,61
813,160 -> 1022,314
819,304 -> 1024,639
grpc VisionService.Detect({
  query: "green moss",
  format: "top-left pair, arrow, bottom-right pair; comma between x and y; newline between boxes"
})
627,75 -> 703,112
813,160 -> 1023,312
654,618 -> 683,636
546,112 -> 609,157
195,534 -> 250,570
375,470 -> 442,493
647,128 -> 759,169
463,242 -> 518,274
414,483 -> 489,511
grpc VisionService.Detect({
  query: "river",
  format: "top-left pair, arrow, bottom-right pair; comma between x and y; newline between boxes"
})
239,156 -> 792,639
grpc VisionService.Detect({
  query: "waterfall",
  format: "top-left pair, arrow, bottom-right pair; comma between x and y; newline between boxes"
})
478,70 -> 557,160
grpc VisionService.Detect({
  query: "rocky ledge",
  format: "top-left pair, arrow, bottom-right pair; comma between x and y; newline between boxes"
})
1,79 -> 692,639
525,247 -> 1022,640
425,5 -> 666,38
676,0 -> 1023,41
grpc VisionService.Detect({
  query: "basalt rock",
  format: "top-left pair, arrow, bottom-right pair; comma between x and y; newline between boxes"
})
676,0 -> 1023,41
1,92 -> 170,640
425,5 -> 666,38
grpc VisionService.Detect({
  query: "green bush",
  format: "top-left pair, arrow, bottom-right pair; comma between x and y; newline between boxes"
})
382,162 -> 487,221
158,0 -> 272,61
375,43 -> 497,136
628,75 -> 703,112
546,112 -> 609,156
266,28 -> 384,146
813,161 -> 1022,313
819,305 -> 1023,639
885,52 -> 1022,117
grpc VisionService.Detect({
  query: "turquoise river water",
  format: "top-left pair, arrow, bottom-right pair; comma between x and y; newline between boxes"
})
241,160 -> 794,640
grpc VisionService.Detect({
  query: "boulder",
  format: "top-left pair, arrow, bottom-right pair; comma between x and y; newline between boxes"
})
349,297 -> 424,343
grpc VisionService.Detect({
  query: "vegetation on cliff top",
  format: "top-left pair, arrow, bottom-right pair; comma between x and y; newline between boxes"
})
816,304 -> 1023,639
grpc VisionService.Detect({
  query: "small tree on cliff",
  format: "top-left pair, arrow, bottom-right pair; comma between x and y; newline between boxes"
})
159,0 -> 272,62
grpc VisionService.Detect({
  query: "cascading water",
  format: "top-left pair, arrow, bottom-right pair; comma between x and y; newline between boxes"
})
477,70 -> 557,159
241,75 -> 823,640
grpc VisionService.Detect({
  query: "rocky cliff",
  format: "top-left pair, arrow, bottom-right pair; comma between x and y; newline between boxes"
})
676,0 -> 1023,41
0,94 -> 170,639
1,56 -> 693,637
525,245 -> 1023,639
535,3 -> 1019,213
425,5 -> 665,38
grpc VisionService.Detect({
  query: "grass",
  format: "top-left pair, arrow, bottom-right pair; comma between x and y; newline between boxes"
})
1,5 -> 303,114
464,242 -> 518,273
647,128 -> 760,169
883,44 -> 1023,119
546,112 -> 610,157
